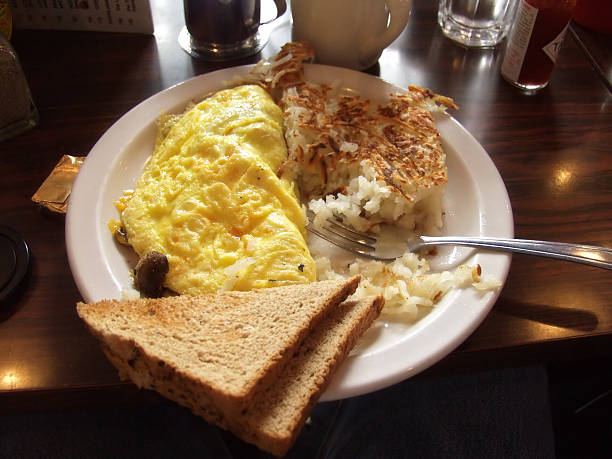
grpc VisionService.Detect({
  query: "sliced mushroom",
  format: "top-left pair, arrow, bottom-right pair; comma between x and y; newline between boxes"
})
112,225 -> 130,246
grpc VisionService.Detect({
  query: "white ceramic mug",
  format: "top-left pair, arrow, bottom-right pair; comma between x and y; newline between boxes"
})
291,0 -> 412,70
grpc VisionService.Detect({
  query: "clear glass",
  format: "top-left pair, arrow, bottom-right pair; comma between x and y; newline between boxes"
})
437,0 -> 518,47
0,32 -> 38,142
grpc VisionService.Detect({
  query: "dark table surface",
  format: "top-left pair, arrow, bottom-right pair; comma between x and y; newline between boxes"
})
1,0 -> 611,412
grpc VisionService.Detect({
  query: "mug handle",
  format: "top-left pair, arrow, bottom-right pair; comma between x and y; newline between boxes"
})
261,0 -> 287,25
359,0 -> 411,65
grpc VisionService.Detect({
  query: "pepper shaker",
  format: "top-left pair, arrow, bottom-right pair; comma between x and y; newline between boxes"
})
0,30 -> 39,142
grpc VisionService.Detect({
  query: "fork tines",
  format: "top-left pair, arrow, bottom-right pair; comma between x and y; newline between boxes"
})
306,216 -> 377,254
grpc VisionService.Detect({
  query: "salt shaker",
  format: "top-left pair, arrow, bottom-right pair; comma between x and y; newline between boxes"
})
0,31 -> 39,142
501,0 -> 576,92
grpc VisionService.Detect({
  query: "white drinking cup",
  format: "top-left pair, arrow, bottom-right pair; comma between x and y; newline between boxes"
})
291,0 -> 412,70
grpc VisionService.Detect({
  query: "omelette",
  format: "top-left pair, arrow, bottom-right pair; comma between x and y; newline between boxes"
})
119,84 -> 316,296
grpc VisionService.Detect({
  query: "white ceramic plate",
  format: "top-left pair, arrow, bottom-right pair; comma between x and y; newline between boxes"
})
66,64 -> 513,401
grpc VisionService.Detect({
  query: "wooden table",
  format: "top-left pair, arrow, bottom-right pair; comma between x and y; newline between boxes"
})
1,0 -> 610,413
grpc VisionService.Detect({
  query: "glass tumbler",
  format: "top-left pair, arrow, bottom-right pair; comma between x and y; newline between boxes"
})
438,0 -> 518,47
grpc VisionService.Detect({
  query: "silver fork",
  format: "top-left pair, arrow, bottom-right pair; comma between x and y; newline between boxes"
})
306,218 -> 612,270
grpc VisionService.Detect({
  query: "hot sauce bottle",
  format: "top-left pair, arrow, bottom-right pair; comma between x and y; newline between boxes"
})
501,0 -> 577,91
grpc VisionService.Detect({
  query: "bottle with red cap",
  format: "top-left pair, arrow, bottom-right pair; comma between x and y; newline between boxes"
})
0,0 -> 12,39
573,0 -> 612,34
501,0 -> 577,92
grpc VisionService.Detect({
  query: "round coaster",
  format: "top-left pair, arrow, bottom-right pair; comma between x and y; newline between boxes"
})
0,225 -> 29,302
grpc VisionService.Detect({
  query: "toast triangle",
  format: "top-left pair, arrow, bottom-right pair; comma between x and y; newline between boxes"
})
222,295 -> 384,456
76,277 -> 360,416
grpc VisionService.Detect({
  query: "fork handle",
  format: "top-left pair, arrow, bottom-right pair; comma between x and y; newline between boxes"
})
419,236 -> 612,270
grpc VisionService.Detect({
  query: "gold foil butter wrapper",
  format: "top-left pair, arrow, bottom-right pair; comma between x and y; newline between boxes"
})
32,155 -> 85,214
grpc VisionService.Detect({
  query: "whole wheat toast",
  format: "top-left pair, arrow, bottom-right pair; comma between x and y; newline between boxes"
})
76,277 -> 360,416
